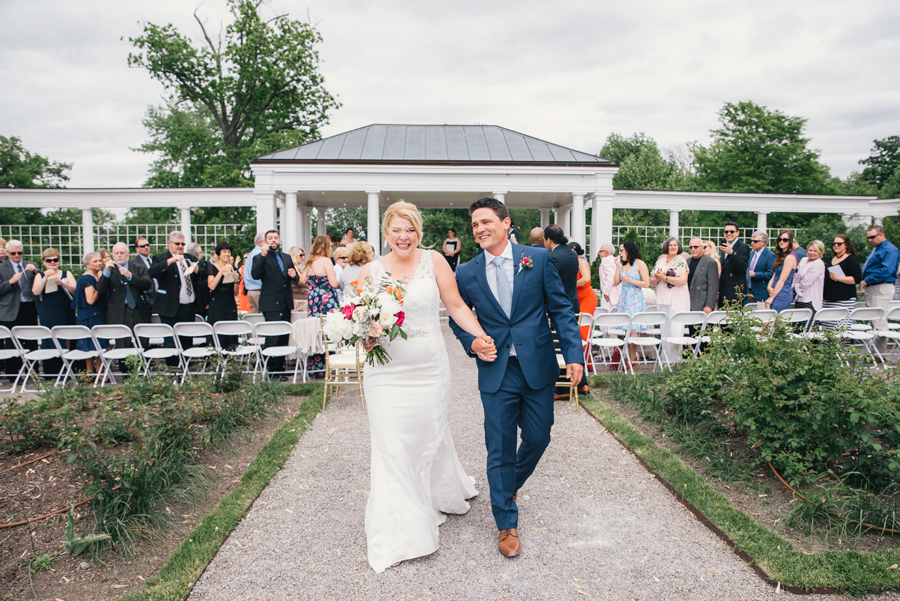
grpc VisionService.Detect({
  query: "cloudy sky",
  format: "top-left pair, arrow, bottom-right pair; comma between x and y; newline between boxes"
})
1,0 -> 899,188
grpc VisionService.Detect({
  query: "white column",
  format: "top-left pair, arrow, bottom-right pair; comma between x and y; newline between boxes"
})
559,209 -> 571,236
592,192 -> 614,260
756,211 -> 768,234
669,209 -> 680,239
283,192 -> 298,248
298,205 -> 311,251
256,192 -> 277,233
366,192 -> 381,254
571,193 -> 585,245
276,197 -> 286,242
316,206 -> 328,237
180,208 -> 192,244
493,192 -> 506,204
81,208 -> 95,255
540,208 -> 550,229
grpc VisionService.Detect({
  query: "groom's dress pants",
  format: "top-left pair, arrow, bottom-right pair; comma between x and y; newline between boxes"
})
481,356 -> 555,530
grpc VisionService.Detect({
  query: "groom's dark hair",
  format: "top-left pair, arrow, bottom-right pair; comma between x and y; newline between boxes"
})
469,197 -> 510,221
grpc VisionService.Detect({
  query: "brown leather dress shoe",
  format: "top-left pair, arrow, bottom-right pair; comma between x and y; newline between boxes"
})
578,384 -> 590,394
513,489 -> 518,502
499,528 -> 521,557
553,392 -> 570,400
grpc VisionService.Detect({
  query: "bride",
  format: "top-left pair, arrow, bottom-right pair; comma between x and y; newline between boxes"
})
358,200 -> 496,573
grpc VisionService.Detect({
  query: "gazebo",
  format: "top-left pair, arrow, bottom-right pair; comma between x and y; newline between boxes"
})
250,124 -> 618,256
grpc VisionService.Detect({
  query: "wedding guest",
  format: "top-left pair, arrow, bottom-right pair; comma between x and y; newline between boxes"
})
615,241 -> 649,364
528,227 -> 545,248
0,238 -> 7,262
72,252 -> 107,374
650,237 -> 690,362
597,243 -> 619,310
98,248 -> 112,265
187,242 -> 210,318
97,242 -> 152,348
860,225 -> 900,353
822,235 -> 862,329
238,251 -> 251,313
252,230 -> 299,377
764,231 -> 798,312
149,231 -> 201,357
340,227 -> 358,248
793,240 -> 825,329
333,247 -> 350,282
746,232 -> 775,304
243,233 -> 266,314
32,248 -> 77,379
543,225 -> 579,313
303,235 -> 340,376
718,221 -> 750,307
569,241 -> 597,358
340,242 -> 373,298
703,239 -> 722,278
133,237 -> 157,306
442,228 -> 461,271
0,240 -> 39,380
288,246 -> 309,312
207,241 -> 241,349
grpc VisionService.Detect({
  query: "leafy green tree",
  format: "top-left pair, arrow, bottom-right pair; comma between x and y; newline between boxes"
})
127,0 -> 340,188
691,101 -> 840,195
859,135 -> 900,191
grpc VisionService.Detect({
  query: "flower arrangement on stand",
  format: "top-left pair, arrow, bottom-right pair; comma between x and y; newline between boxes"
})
322,274 -> 408,366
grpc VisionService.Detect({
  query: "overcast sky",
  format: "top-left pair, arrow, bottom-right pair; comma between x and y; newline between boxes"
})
1,0 -> 899,188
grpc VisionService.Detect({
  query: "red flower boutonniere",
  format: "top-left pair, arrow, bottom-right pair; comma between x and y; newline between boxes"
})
517,252 -> 533,276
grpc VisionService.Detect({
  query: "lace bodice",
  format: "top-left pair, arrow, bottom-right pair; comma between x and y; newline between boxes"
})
370,251 -> 441,338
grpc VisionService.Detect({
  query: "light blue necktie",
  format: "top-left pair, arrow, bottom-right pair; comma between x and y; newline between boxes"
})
493,256 -> 511,317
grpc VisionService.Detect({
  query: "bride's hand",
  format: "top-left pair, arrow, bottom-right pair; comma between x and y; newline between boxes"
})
363,338 -> 377,352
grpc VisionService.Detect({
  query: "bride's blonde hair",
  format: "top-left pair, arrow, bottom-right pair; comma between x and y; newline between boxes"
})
382,200 -> 425,248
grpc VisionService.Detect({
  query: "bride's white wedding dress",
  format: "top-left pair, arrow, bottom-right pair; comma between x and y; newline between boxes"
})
364,250 -> 478,573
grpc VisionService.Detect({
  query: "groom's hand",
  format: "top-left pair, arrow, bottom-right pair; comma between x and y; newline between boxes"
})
566,363 -> 584,383
471,335 -> 496,361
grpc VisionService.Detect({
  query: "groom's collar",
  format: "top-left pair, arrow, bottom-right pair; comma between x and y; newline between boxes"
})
484,242 -> 514,263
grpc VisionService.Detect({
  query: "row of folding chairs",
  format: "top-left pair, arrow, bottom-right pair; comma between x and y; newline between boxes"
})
581,305 -> 900,374
0,319 -> 314,393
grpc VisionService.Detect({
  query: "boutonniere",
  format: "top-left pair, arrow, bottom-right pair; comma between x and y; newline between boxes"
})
516,252 -> 533,276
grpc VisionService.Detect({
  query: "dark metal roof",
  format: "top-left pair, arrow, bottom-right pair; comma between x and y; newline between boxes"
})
256,124 -> 611,165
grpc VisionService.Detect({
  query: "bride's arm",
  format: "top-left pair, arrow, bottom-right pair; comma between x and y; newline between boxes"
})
433,252 -> 496,361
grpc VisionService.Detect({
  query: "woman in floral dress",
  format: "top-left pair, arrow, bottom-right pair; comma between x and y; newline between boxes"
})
304,235 -> 340,376
614,240 -> 650,363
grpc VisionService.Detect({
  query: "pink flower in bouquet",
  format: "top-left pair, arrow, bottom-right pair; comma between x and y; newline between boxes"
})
342,304 -> 355,319
395,311 -> 405,327
369,323 -> 384,337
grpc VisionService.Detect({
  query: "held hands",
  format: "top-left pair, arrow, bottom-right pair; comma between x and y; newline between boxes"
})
169,253 -> 184,265
104,259 -> 116,271
471,334 -> 497,362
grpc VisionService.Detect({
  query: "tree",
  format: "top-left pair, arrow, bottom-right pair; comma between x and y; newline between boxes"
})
691,101 -> 840,195
859,135 -> 900,191
127,0 -> 340,188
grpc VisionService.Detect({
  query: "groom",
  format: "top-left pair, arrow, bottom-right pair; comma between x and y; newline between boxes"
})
450,198 -> 584,558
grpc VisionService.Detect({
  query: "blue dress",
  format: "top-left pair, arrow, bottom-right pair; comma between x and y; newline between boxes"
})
72,273 -> 108,352
770,263 -> 795,312
616,264 -> 648,330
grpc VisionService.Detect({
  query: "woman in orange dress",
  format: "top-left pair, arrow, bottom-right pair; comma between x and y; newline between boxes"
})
237,252 -> 251,313
569,242 -> 597,340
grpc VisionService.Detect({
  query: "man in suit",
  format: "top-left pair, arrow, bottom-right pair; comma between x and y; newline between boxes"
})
251,230 -> 299,376
687,238 -> 719,314
543,225 -> 579,313
149,231 -> 201,355
746,231 -> 775,304
718,221 -> 751,307
0,240 -> 40,380
528,227 -> 545,247
450,198 -> 583,558
186,242 -> 210,318
243,233 -> 267,313
97,242 -> 153,336
133,237 -> 157,307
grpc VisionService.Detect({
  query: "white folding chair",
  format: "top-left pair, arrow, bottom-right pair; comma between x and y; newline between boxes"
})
806,307 -> 850,339
698,310 -> 729,348
320,316 -> 365,409
11,325 -> 63,392
133,323 -> 183,376
844,307 -> 886,364
747,309 -> 777,333
0,326 -> 24,392
626,312 -> 668,372
662,311 -> 707,366
213,320 -> 261,375
876,306 -> 900,362
173,322 -> 217,383
242,313 -> 266,325
51,325 -> 99,387
253,321 -> 301,382
92,324 -> 142,387
778,308 -> 814,336
578,312 -> 595,374
590,313 -> 631,374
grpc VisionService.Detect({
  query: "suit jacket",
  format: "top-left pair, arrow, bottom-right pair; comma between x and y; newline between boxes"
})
719,239 -> 750,304
251,250 -> 298,315
148,251 -> 201,318
689,254 -> 720,312
95,258 -> 153,325
133,253 -> 157,306
0,259 -> 40,322
548,243 -> 580,313
746,248 -> 775,302
195,259 -> 211,316
450,244 -> 583,394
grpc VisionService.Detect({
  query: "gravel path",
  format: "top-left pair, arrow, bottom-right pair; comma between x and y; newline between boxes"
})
188,324 -> 891,601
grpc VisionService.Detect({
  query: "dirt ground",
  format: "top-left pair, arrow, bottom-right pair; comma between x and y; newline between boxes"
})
0,393 -> 308,601
594,388 -> 899,555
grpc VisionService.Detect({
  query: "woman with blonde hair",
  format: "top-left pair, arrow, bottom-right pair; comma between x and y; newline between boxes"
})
339,241 -> 373,298
703,240 -> 722,277
0,238 -> 7,262
355,200 -> 490,572
71,252 -> 107,373
333,246 -> 350,281
288,246 -> 309,311
304,235 -> 340,375
793,239 -> 825,327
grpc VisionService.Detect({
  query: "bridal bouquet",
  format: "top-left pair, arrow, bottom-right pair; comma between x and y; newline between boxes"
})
322,274 -> 408,366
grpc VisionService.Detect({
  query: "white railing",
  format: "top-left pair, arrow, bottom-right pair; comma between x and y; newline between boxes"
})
0,223 -> 248,268
604,226 -> 803,250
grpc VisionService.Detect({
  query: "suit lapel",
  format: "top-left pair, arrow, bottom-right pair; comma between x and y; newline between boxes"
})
472,251 -> 506,317
509,244 -> 527,317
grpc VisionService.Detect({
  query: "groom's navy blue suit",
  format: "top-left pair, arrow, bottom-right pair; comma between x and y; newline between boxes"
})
450,243 -> 583,530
